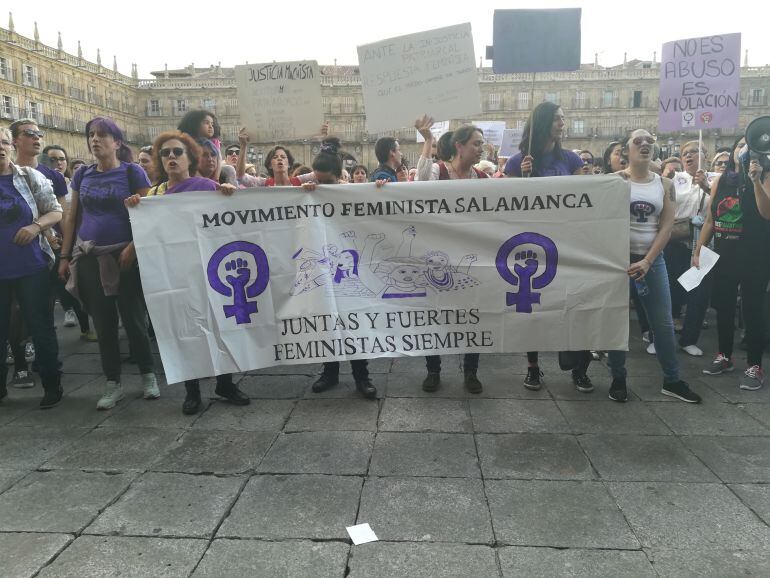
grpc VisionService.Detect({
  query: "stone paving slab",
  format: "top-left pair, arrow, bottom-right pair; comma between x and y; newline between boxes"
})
239,374 -> 310,399
476,434 -> 594,480
218,474 -> 362,540
378,398 -> 472,433
0,469 -> 27,493
486,480 -> 639,549
357,477 -> 494,543
257,431 -> 374,475
469,399 -> 571,434
284,399 -> 379,432
369,432 -> 480,478
191,399 -> 295,432
729,484 -> 770,526
579,434 -> 719,482
649,548 -> 770,577
0,400 -> 34,426
44,427 -> 182,471
607,482 -> 770,549
744,403 -> 770,428
556,400 -> 672,435
385,372 -> 468,398
192,538 -> 349,578
681,436 -> 770,482
37,535 -> 208,578
348,542 -> 499,578
87,472 -> 244,538
150,430 -> 276,475
0,426 -> 89,469
0,470 -> 134,533
649,402 -> 769,436
98,398 -> 201,429
10,396 -> 118,428
498,546 -> 655,577
0,533 -> 73,578
627,376 -> 727,403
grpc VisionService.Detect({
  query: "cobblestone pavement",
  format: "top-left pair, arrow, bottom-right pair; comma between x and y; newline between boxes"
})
1,312 -> 769,577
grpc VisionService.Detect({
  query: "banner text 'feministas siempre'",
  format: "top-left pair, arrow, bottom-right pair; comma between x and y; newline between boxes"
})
130,177 -> 630,384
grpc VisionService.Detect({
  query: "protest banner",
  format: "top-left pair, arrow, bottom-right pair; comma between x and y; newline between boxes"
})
234,60 -> 323,141
415,120 -> 450,143
499,128 -> 523,158
475,121 -> 507,147
357,23 -> 481,133
659,33 -> 741,132
130,177 -> 631,384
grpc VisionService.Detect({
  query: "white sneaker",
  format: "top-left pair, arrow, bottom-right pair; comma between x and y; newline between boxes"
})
142,373 -> 160,399
96,381 -> 124,410
642,331 -> 651,343
63,310 -> 77,327
681,344 -> 703,357
646,342 -> 656,355
24,342 -> 35,362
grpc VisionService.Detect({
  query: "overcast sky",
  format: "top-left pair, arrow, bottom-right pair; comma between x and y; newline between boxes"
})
8,2 -> 769,78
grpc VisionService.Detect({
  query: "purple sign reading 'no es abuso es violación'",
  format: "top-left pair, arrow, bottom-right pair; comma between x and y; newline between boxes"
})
658,33 -> 741,132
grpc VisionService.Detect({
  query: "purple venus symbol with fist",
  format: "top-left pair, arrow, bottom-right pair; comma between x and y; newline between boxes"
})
496,232 -> 558,313
206,241 -> 270,325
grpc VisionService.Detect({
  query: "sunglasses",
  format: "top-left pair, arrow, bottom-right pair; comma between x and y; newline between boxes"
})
160,147 -> 185,158
48,156 -> 66,162
632,136 -> 655,146
714,160 -> 729,167
226,150 -> 239,156
21,129 -> 45,138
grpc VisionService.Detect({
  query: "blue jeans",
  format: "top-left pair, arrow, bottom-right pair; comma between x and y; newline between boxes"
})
0,268 -> 61,388
609,254 -> 680,384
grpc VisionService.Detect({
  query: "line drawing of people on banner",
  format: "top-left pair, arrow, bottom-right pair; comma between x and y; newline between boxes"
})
423,250 -> 480,292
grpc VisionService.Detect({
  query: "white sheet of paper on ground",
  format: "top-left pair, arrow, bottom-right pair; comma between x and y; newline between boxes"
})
346,523 -> 378,545
678,246 -> 719,292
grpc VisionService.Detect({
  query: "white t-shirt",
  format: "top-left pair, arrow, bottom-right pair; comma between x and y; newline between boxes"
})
629,174 -> 664,255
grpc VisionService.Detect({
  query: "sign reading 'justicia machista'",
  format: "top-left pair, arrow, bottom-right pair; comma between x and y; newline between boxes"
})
129,177 -> 630,384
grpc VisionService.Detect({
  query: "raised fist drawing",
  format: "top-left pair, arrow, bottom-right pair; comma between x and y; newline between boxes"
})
225,258 -> 251,290
513,250 -> 539,281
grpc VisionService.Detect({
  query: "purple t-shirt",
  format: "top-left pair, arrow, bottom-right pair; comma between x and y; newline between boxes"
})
165,176 -> 218,195
0,174 -> 47,279
35,164 -> 68,200
504,149 -> 584,177
73,162 -> 150,246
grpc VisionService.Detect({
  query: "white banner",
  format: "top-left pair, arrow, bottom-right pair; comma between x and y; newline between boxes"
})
357,23 -> 482,132
235,60 -> 323,141
130,177 -> 631,384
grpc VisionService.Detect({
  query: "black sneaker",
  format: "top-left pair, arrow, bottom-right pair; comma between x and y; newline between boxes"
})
524,367 -> 544,390
0,383 -> 7,401
182,381 -> 202,415
214,383 -> 251,406
464,370 -> 483,394
608,377 -> 628,402
312,373 -> 339,393
355,378 -> 377,399
572,371 -> 594,393
422,372 -> 441,392
661,380 -> 702,403
40,386 -> 63,409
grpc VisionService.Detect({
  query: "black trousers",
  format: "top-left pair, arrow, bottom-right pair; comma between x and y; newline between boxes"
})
425,353 -> 479,373
322,360 -> 369,380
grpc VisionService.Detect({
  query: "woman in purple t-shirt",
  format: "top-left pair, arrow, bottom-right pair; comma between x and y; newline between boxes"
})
126,131 -> 247,414
504,101 -> 587,392
58,117 -> 159,411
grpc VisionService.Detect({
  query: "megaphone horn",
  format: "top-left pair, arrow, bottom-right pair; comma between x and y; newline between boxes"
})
746,116 -> 770,155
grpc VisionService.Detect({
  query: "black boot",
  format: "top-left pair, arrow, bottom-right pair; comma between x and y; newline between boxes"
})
183,380 -> 202,415
214,376 -> 250,406
355,377 -> 377,399
464,369 -> 483,394
40,372 -> 63,409
0,368 -> 7,401
422,372 -> 441,392
312,372 -> 339,393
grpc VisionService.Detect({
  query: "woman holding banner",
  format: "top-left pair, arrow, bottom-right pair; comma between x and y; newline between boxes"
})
124,131 -> 248,413
414,117 -> 486,394
608,129 -> 701,403
503,102 -> 588,392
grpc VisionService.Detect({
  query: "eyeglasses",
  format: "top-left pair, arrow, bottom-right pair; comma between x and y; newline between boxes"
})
632,136 -> 655,146
21,129 -> 45,138
48,156 -> 66,162
714,160 -> 729,167
160,147 -> 185,158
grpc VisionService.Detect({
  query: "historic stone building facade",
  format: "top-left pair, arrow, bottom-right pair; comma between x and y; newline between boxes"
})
2,21 -> 769,170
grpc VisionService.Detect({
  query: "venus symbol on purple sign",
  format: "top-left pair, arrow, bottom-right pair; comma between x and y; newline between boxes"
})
496,232 -> 558,313
206,241 -> 270,325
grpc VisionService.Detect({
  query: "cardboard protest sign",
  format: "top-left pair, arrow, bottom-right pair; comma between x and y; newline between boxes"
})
499,129 -> 523,157
235,60 -> 323,141
476,121 -> 507,147
659,33 -> 741,132
416,120 -> 450,143
357,23 -> 481,132
130,177 -> 630,384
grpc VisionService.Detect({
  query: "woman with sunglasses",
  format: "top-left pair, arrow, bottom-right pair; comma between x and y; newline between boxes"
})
125,131 -> 246,413
0,127 -> 64,407
695,136 -> 770,391
607,129 -> 701,403
711,150 -> 730,174
503,102 -> 589,392
58,117 -> 160,410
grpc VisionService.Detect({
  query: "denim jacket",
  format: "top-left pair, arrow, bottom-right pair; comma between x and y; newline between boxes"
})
10,163 -> 63,264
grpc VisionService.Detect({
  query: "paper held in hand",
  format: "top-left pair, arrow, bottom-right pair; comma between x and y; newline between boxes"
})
678,246 -> 719,292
